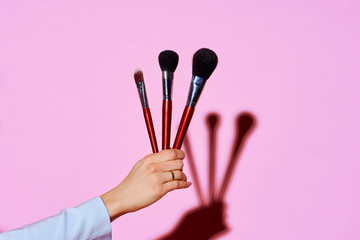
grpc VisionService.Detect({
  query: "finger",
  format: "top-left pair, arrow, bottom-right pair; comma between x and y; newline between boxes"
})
162,180 -> 192,194
157,159 -> 184,172
152,149 -> 185,162
161,170 -> 187,182
180,171 -> 188,181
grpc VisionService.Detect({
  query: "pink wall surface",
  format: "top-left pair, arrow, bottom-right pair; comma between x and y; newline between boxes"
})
1,1 -> 360,239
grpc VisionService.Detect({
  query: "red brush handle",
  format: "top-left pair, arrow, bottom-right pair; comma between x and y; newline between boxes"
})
173,106 -> 195,149
162,100 -> 172,150
143,107 -> 159,153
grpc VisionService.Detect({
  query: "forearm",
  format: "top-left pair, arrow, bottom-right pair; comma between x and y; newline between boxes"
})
0,197 -> 111,240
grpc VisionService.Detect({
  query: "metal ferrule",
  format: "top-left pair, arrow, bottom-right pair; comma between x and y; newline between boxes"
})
136,81 -> 149,108
162,71 -> 174,101
186,76 -> 207,107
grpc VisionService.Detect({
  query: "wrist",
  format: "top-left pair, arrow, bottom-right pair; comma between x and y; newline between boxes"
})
100,188 -> 127,222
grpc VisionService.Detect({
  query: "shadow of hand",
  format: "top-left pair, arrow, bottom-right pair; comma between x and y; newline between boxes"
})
158,200 -> 228,240
158,111 -> 256,240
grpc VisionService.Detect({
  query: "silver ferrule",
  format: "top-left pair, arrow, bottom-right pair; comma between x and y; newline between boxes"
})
186,76 -> 207,107
136,81 -> 149,108
162,71 -> 174,101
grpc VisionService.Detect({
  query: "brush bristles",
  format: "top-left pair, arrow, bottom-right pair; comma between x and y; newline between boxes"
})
192,48 -> 218,80
134,68 -> 144,84
158,50 -> 179,72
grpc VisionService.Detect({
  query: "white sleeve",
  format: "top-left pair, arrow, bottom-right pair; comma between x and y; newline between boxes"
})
0,196 -> 112,240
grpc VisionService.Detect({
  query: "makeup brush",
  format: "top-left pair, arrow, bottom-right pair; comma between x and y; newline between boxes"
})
173,48 -> 218,149
134,68 -> 159,153
158,50 -> 179,150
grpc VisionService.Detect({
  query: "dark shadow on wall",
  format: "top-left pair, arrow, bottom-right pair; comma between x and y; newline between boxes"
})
157,111 -> 257,240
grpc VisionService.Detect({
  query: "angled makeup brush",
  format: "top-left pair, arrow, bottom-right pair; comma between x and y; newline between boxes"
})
173,48 -> 218,149
134,68 -> 159,153
158,50 -> 179,150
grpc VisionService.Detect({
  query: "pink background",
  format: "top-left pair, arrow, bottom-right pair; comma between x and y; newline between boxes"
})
1,0 -> 360,239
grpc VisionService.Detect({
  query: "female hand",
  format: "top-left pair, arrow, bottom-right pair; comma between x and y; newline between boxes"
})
101,149 -> 192,221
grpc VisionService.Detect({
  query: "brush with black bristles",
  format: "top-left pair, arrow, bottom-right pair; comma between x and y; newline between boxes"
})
134,68 -> 159,153
173,48 -> 218,149
158,50 -> 179,150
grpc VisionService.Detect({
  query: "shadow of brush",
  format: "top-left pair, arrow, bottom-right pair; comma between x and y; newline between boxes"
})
157,111 -> 257,240
218,112 -> 257,201
206,112 -> 221,203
